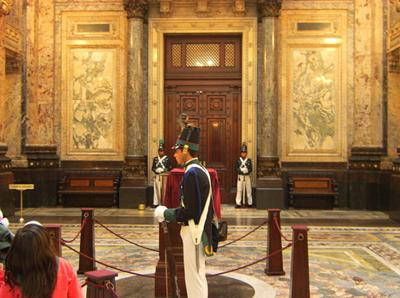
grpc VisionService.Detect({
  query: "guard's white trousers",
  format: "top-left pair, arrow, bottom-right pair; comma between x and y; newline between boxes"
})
235,175 -> 253,206
180,225 -> 208,298
153,175 -> 162,205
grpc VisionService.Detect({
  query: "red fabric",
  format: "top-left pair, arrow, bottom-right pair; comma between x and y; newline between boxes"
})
0,258 -> 83,298
163,168 -> 222,219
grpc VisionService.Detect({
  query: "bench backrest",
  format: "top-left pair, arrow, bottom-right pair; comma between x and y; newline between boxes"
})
291,177 -> 333,190
67,177 -> 115,190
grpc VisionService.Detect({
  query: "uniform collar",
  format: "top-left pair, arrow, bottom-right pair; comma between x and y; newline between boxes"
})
184,157 -> 199,168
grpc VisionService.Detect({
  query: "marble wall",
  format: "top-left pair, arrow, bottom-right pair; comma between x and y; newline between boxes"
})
54,1 -> 124,155
353,0 -> 384,148
280,8 -> 348,162
59,10 -> 126,160
25,0 -> 55,146
4,73 -> 21,158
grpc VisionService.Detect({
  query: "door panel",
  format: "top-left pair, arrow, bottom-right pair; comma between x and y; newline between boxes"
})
164,83 -> 241,203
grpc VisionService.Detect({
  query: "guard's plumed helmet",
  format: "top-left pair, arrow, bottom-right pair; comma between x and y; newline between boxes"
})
240,143 -> 247,153
172,126 -> 200,152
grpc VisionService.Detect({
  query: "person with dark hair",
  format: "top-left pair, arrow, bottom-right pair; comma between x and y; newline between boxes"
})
0,223 -> 82,298
154,126 -> 214,298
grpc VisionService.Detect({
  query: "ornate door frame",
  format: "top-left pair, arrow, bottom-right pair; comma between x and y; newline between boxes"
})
148,18 -> 257,182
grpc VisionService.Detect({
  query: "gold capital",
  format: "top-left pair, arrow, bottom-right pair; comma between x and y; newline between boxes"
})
124,0 -> 149,19
257,0 -> 281,18
0,0 -> 12,17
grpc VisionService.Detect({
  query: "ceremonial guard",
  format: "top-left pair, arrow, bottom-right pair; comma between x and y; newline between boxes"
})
151,140 -> 172,208
154,126 -> 214,298
235,143 -> 253,208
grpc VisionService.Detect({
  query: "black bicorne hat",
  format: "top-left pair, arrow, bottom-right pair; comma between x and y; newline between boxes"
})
172,126 -> 200,151
240,143 -> 247,153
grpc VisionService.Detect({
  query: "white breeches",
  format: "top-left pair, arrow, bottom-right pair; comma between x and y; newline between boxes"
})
153,175 -> 162,205
180,226 -> 208,298
235,175 -> 253,205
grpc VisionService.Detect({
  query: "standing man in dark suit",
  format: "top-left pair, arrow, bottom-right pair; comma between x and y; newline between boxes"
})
154,126 -> 214,298
235,143 -> 253,208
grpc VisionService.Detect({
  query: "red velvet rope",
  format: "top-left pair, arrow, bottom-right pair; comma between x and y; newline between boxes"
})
209,241 -> 294,277
93,218 -> 159,253
61,217 -> 88,243
273,215 -> 293,242
219,218 -> 268,249
62,241 -> 156,278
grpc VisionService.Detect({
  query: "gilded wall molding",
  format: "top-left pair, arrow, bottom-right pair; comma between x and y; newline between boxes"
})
257,0 -> 281,18
280,10 -> 348,162
60,12 -> 126,161
148,18 -> 257,184
0,0 -> 12,16
124,0 -> 148,19
5,24 -> 20,53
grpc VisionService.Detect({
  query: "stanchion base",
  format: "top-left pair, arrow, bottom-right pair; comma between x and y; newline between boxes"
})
264,268 -> 285,276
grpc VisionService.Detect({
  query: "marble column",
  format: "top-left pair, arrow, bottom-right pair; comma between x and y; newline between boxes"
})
0,1 -> 12,154
255,0 -> 284,209
348,0 -> 387,210
0,0 -> 14,216
120,0 -> 148,208
352,0 -> 385,151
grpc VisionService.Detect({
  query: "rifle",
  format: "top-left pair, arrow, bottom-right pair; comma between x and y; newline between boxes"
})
161,222 -> 181,298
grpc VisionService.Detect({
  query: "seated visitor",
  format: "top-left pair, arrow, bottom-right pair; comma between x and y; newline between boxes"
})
0,210 -> 13,263
0,221 -> 83,298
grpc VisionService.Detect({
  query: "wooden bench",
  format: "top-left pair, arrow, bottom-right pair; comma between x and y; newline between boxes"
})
288,177 -> 338,208
58,172 -> 120,207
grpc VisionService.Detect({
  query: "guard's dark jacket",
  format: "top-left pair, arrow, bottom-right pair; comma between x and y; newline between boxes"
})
175,158 -> 213,248
236,158 -> 253,175
151,155 -> 172,174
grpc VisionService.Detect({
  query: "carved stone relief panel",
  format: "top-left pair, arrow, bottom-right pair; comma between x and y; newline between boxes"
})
61,12 -> 126,161
281,10 -> 347,162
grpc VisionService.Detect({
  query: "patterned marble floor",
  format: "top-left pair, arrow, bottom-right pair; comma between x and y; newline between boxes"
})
7,207 -> 400,297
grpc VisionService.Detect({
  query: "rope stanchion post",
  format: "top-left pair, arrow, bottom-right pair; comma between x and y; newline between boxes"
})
265,209 -> 285,275
155,222 -> 187,298
44,224 -> 62,257
290,225 -> 310,298
85,269 -> 118,298
78,208 -> 96,274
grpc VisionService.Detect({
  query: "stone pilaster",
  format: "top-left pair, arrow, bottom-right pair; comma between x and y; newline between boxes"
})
353,0 -> 385,149
255,0 -> 283,209
121,0 -> 149,208
348,1 -> 388,210
0,0 -> 14,216
0,1 -> 12,151
24,0 -> 55,148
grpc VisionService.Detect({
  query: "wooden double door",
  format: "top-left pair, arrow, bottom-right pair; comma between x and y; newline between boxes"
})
164,81 -> 241,203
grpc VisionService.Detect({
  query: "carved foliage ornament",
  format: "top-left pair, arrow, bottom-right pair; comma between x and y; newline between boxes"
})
257,0 -> 282,18
124,0 -> 149,19
0,0 -> 12,16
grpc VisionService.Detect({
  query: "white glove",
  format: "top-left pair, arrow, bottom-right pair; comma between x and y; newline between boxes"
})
241,167 -> 248,174
154,205 -> 167,223
0,209 -> 9,228
0,218 -> 9,228
155,168 -> 163,174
